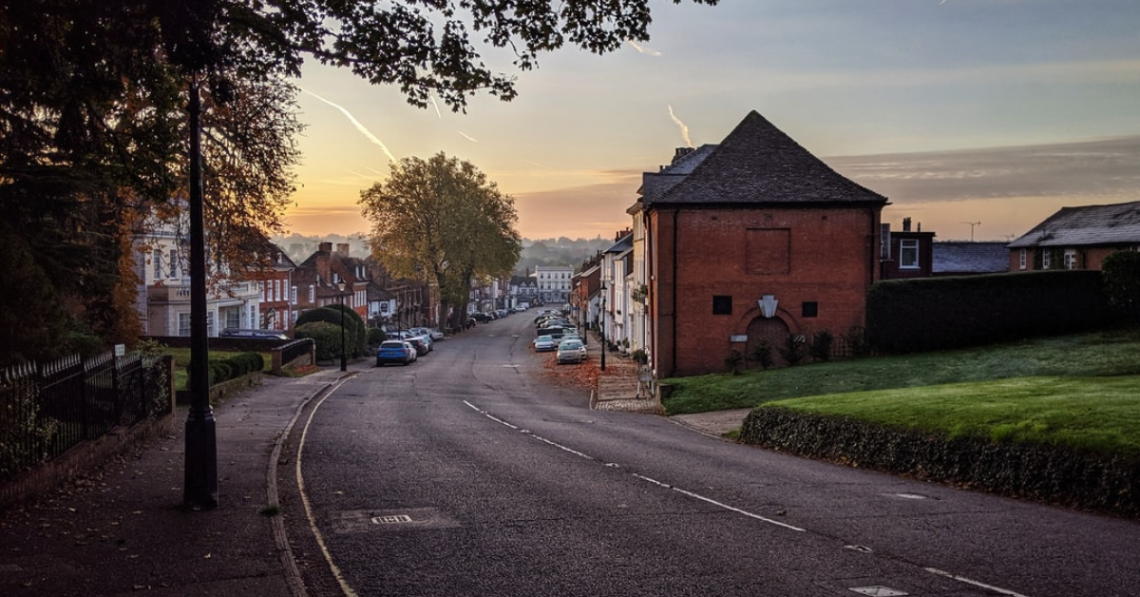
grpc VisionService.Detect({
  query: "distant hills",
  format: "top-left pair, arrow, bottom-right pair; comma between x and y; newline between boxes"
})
271,233 -> 615,275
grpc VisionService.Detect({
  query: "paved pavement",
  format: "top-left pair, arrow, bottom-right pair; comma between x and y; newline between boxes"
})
0,349 -> 741,597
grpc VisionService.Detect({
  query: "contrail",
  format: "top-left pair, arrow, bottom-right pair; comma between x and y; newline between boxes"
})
668,105 -> 694,148
301,87 -> 397,163
625,39 -> 662,57
458,131 -> 479,143
429,95 -> 442,119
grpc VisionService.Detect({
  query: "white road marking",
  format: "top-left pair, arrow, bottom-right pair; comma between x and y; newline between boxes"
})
926,567 -> 1029,597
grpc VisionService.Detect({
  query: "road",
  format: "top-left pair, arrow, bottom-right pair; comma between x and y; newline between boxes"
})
278,314 -> 1140,597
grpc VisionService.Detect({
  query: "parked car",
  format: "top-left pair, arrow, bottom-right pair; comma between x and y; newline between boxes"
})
556,332 -> 582,346
376,340 -> 416,366
221,328 -> 289,340
472,312 -> 493,323
406,336 -> 430,356
533,334 -> 557,352
556,338 -> 588,364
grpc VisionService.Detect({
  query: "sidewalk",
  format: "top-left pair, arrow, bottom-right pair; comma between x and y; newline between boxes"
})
0,366 -> 353,597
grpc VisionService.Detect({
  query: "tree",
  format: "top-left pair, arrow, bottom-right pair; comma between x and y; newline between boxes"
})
360,153 -> 521,330
1102,250 -> 1140,321
0,0 -> 717,361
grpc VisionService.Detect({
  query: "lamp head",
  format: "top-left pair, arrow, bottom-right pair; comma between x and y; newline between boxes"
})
337,280 -> 346,292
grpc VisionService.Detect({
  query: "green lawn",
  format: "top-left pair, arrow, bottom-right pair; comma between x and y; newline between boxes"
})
765,376 -> 1140,457
662,327 -> 1140,414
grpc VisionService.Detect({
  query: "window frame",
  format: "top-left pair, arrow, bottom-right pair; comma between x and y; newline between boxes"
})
899,239 -> 920,269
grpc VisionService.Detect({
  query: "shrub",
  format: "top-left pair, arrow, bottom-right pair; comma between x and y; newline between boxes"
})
295,321 -> 343,362
300,306 -> 367,357
725,349 -> 743,375
809,330 -> 833,362
631,348 -> 649,365
367,327 -> 388,346
750,339 -> 774,370
779,335 -> 806,366
843,326 -> 871,358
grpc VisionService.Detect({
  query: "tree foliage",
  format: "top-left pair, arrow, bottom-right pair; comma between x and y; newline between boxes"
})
0,0 -> 716,362
360,153 -> 521,328
1102,250 -> 1140,320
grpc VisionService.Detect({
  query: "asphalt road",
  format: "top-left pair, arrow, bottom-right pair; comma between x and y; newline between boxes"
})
278,314 -> 1140,597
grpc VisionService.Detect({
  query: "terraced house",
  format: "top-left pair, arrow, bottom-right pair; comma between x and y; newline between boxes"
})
628,111 -> 889,377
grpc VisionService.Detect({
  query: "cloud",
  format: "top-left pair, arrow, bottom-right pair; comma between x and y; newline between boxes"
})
825,135 -> 1140,203
300,88 -> 398,163
668,105 -> 694,148
625,40 -> 662,57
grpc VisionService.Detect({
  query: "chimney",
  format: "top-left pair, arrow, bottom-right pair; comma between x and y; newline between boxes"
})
336,243 -> 350,257
902,217 -> 912,232
319,241 -> 332,253
672,147 -> 694,164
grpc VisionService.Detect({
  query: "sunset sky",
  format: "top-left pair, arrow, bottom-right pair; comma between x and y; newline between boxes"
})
283,0 -> 1140,243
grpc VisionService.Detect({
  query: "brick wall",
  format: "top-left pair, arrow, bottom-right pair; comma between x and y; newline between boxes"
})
651,204 -> 881,377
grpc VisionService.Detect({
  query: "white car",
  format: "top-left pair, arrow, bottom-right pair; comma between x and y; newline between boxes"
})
556,338 -> 588,364
533,335 -> 557,352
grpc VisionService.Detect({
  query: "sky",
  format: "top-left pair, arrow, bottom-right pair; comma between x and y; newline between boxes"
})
283,0 -> 1140,243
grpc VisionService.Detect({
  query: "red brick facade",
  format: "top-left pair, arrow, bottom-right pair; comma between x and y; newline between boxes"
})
649,205 -> 882,377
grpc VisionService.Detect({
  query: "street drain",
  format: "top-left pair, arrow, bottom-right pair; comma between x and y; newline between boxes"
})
372,514 -> 414,525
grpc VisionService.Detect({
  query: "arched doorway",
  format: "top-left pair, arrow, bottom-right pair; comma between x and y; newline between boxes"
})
745,316 -> 791,369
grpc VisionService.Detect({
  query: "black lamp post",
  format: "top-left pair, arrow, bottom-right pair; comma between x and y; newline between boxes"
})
337,280 -> 347,372
600,282 -> 607,371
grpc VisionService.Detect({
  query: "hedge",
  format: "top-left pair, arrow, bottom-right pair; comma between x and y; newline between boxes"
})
297,306 -> 366,357
866,270 -> 1114,353
295,321 -> 346,362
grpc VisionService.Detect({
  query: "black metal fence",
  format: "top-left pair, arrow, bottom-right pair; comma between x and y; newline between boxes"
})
0,351 -> 170,485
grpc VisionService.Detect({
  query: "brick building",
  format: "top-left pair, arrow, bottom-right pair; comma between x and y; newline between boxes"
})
1008,200 -> 1140,272
629,111 -> 889,377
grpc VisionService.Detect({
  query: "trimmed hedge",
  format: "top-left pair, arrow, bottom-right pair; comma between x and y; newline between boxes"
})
866,271 -> 1114,353
297,306 -> 366,357
188,352 -> 265,390
295,321 -> 345,362
740,407 -> 1140,519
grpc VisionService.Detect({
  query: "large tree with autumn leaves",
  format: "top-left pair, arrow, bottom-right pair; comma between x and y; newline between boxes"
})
360,153 -> 520,330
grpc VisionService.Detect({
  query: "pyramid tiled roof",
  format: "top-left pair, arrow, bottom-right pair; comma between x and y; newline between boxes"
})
647,111 -> 888,207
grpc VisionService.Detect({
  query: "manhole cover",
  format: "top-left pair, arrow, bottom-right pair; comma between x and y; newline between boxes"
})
335,508 -> 459,533
850,587 -> 907,597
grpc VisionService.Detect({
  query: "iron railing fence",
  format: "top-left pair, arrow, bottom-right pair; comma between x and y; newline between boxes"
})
0,351 -> 169,486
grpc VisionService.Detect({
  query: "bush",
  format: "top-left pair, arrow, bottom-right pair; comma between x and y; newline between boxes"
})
809,330 -> 833,362
631,348 -> 649,365
298,306 -> 367,357
295,321 -> 344,362
725,349 -> 743,375
367,327 -> 388,346
843,326 -> 871,358
779,335 -> 806,366
750,339 -> 774,370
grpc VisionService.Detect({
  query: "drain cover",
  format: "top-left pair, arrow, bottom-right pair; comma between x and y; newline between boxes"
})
850,587 -> 907,597
372,514 -> 414,525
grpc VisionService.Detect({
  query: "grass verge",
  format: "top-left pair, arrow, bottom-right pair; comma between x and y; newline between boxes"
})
662,327 -> 1140,415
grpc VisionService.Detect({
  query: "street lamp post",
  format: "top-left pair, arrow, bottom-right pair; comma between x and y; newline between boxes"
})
337,280 -> 347,372
600,282 -> 607,371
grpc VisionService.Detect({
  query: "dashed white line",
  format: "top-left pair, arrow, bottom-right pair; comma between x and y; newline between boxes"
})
926,567 -> 1029,597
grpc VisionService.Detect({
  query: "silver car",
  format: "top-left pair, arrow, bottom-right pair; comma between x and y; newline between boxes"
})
556,338 -> 587,364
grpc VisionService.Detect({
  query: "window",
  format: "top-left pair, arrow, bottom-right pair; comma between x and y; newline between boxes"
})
226,309 -> 240,330
178,313 -> 191,336
1042,250 -> 1051,270
1019,249 -> 1027,270
153,250 -> 162,280
899,240 -> 919,269
802,302 -> 818,318
169,249 -> 178,277
1064,250 -> 1077,270
712,295 -> 732,315
291,286 -> 297,303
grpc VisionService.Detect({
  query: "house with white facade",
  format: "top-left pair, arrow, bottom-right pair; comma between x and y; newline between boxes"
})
133,209 -> 262,337
534,265 -> 575,305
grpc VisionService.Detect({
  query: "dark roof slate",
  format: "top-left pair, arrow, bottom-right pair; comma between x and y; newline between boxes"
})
647,111 -> 888,207
1007,200 -> 1140,248
932,242 -> 1010,274
605,233 -> 633,253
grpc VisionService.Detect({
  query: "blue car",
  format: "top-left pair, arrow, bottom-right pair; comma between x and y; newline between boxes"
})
376,340 -> 416,366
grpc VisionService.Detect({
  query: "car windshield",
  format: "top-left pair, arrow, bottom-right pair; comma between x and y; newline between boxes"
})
380,341 -> 405,349
560,340 -> 583,349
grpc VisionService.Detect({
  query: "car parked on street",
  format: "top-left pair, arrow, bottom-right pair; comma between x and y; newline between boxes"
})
406,336 -> 431,356
376,340 -> 416,366
556,338 -> 588,364
533,334 -> 557,352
